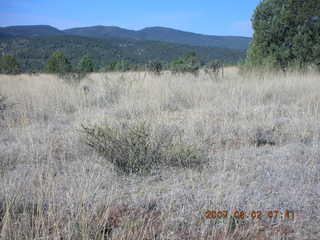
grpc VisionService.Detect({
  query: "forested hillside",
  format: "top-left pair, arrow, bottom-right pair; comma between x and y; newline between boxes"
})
0,35 -> 245,72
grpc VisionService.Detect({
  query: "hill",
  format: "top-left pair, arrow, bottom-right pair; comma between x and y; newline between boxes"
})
0,36 -> 246,72
65,26 -> 251,50
0,25 -> 65,39
64,26 -> 138,40
0,25 -> 251,51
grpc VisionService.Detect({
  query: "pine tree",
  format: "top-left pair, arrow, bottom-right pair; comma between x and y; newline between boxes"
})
246,0 -> 320,71
0,54 -> 21,74
45,52 -> 72,74
78,55 -> 95,73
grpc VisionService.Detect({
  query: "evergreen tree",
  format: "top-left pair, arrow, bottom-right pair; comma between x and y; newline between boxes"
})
45,51 -> 72,74
78,55 -> 95,73
246,0 -> 320,71
0,54 -> 21,74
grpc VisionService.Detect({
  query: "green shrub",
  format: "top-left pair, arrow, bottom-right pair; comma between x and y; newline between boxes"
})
0,54 -> 21,74
81,122 -> 205,175
45,51 -> 72,74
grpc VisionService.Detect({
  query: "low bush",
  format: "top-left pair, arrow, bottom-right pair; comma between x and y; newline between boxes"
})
81,121 -> 205,175
0,95 -> 14,121
250,127 -> 276,147
204,60 -> 224,80
146,61 -> 163,75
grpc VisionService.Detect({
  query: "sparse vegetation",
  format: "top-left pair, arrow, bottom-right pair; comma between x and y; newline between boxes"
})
0,95 -> 17,176
0,69 -> 319,239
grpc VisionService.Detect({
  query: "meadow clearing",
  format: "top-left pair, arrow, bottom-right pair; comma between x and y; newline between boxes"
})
0,68 -> 319,239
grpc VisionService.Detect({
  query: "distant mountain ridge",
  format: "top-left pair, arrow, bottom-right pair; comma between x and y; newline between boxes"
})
66,26 -> 251,50
0,25 -> 251,50
0,25 -> 65,38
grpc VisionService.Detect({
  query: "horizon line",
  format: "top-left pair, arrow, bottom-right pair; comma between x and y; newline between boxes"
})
0,24 -> 253,38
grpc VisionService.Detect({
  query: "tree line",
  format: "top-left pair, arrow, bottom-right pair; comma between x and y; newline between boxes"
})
0,51 -> 224,77
0,35 -> 245,73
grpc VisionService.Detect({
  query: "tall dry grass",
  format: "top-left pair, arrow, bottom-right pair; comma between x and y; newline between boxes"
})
0,68 -> 319,239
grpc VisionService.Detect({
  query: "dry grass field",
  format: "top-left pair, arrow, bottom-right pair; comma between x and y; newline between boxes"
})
0,68 -> 319,239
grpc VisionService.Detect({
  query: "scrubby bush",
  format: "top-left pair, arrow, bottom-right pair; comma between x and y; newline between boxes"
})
146,60 -> 163,75
170,52 -> 201,75
0,95 -> 6,121
45,51 -> 72,74
245,0 -> 320,72
0,54 -> 21,74
81,122 -> 205,175
0,95 -> 14,121
204,60 -> 224,80
250,127 -> 276,147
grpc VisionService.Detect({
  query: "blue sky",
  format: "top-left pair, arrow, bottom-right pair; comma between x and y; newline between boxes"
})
0,0 -> 261,37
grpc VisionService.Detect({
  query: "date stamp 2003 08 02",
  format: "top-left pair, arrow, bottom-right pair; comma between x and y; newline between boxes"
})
204,210 -> 295,220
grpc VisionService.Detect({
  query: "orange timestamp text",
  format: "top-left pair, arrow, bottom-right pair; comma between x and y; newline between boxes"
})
204,210 -> 295,220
